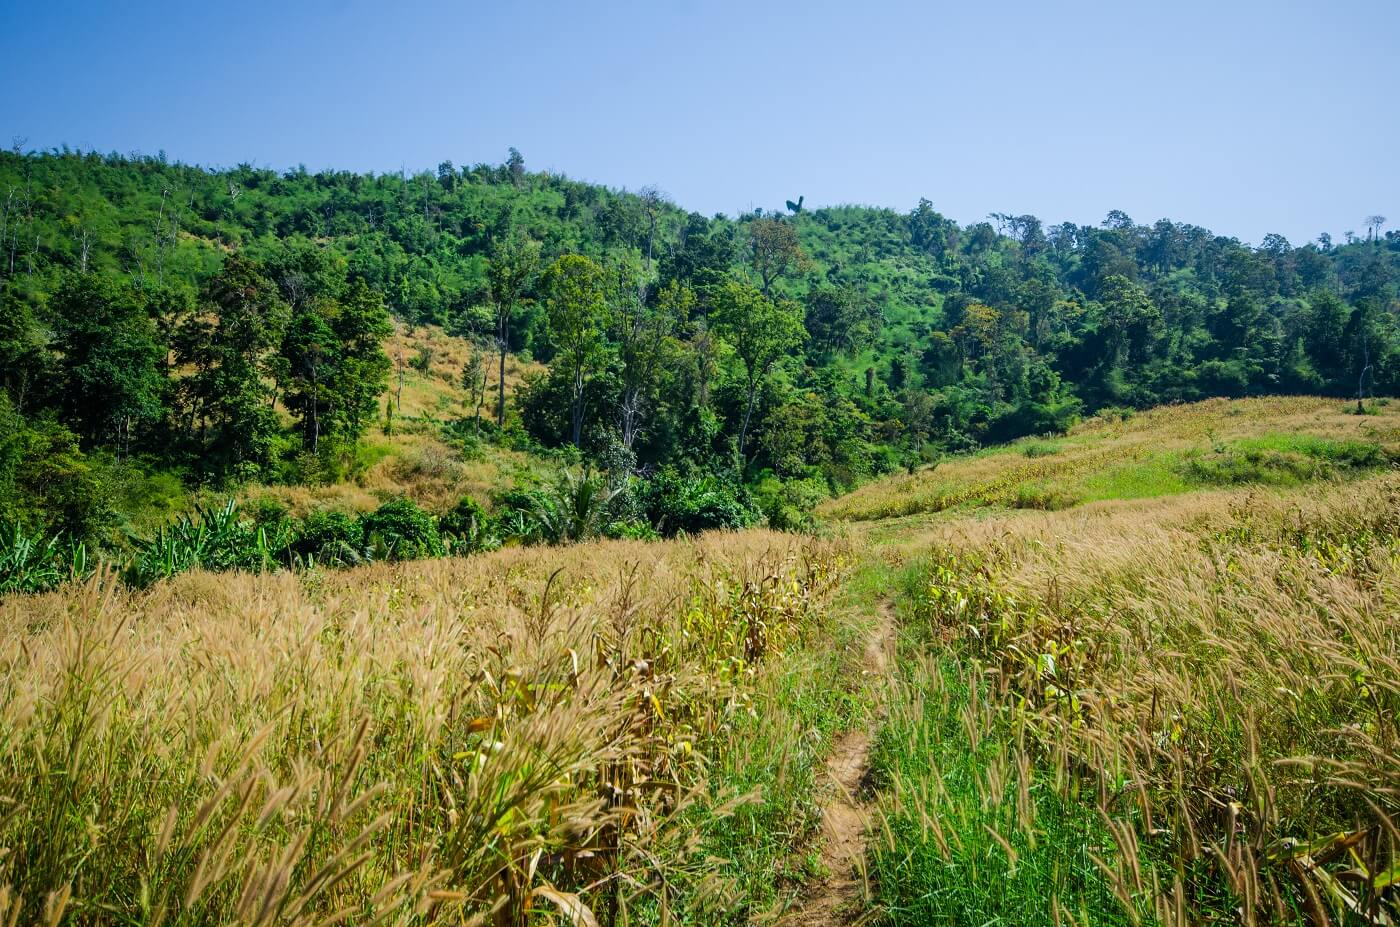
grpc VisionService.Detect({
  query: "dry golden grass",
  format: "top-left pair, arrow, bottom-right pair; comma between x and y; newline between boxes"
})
246,432 -> 544,517
385,322 -> 543,422
245,324 -> 550,518
822,396 -> 1400,522
0,530 -> 851,924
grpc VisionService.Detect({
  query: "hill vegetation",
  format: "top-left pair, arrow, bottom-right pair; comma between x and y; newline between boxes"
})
1,146 -> 1398,560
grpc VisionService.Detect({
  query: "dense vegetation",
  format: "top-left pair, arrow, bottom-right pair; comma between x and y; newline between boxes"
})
1,145 -> 1398,567
4,397 -> 1398,925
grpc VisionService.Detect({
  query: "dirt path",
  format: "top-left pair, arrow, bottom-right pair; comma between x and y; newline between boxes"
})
778,600 -> 896,926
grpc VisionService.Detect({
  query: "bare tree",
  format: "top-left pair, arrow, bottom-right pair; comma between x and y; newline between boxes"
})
1367,215 -> 1387,243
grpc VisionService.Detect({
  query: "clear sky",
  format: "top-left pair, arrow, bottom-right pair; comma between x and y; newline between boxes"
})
2,0 -> 1396,245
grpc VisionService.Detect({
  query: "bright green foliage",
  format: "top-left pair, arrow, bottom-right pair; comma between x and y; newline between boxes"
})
543,254 -> 609,446
487,231 -> 542,425
709,277 -> 807,459
358,497 -> 444,560
870,657 -> 1147,926
124,499 -> 290,587
0,522 -> 90,595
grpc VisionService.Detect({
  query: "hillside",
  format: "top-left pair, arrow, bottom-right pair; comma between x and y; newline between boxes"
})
824,395 -> 1400,521
3,147 -> 1400,560
3,396 -> 1398,925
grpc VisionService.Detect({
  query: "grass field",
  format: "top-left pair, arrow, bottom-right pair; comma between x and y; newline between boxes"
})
821,397 -> 1400,522
3,396 -> 1399,925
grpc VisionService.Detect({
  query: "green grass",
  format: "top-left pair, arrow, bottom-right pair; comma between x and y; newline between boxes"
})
635,566 -> 875,924
868,652 -> 1148,926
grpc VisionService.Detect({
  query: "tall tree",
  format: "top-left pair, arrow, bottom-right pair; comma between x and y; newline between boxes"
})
176,255 -> 289,479
613,259 -> 692,450
710,276 -> 806,460
747,216 -> 810,295
487,230 -> 541,427
543,254 -> 609,447
279,281 -> 390,456
49,273 -> 164,454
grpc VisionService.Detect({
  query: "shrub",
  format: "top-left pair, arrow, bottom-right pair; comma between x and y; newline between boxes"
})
640,469 -> 756,537
752,475 -> 828,533
526,472 -> 618,545
605,517 -> 660,541
293,508 -> 365,566
357,498 -> 444,560
125,499 -> 283,586
440,495 -> 499,554
0,522 -> 91,595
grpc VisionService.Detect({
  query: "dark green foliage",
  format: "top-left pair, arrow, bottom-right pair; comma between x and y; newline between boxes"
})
439,494 -> 498,554
48,273 -> 164,449
174,256 -> 289,481
292,508 -> 365,566
358,497 -> 444,560
640,469 -> 756,537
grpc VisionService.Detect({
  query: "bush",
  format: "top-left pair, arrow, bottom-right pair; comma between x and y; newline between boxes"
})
357,498 -> 444,560
0,521 -> 91,595
125,499 -> 284,587
440,495 -> 499,554
604,518 -> 660,541
752,475 -> 828,533
293,508 -> 365,566
640,469 -> 756,537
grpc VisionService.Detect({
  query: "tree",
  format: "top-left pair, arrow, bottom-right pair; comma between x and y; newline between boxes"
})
710,276 -> 806,460
279,280 -> 391,455
804,283 -> 882,355
487,231 -> 541,427
613,265 -> 692,451
462,345 -> 489,436
747,216 -> 810,294
543,254 -> 609,447
176,255 -> 289,479
506,148 -> 526,188
49,273 -> 164,454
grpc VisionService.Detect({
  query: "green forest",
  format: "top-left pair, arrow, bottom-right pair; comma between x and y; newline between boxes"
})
2,145 -> 1397,555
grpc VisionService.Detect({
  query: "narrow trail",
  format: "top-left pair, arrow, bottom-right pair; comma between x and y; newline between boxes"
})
779,599 -> 896,926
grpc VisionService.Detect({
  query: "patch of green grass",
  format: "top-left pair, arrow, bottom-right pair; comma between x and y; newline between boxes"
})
1076,455 -> 1193,503
1181,435 -> 1389,488
642,579 -> 871,924
868,654 -> 1150,927
1019,440 -> 1062,458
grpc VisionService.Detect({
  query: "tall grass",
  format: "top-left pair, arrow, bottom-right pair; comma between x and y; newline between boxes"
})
0,530 -> 851,924
822,397 -> 1399,521
882,476 -> 1400,924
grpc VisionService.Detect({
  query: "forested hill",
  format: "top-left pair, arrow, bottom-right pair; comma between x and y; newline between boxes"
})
1,146 -> 1398,539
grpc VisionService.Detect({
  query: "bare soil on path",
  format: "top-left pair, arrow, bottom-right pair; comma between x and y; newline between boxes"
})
777,600 -> 896,926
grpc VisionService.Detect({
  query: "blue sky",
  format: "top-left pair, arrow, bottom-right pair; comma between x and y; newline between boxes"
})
1,0 -> 1396,244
